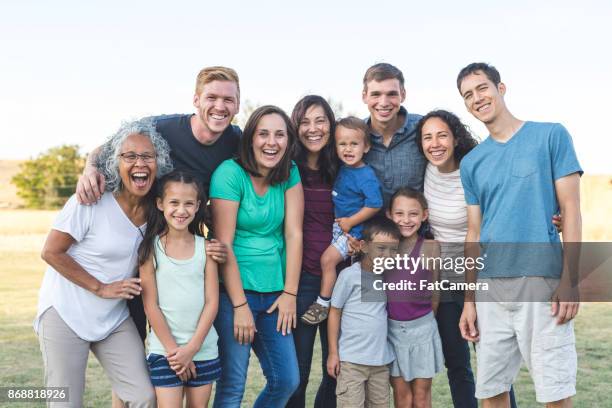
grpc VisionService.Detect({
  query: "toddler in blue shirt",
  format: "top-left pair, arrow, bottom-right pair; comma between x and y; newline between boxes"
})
300,116 -> 383,325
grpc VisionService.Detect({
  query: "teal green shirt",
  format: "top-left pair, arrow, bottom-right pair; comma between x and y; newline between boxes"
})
147,235 -> 219,361
210,159 -> 301,292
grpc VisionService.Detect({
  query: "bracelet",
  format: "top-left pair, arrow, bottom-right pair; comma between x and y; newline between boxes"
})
233,301 -> 248,309
283,290 -> 297,297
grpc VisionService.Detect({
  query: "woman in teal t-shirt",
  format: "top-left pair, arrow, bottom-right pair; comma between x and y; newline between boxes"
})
210,105 -> 304,407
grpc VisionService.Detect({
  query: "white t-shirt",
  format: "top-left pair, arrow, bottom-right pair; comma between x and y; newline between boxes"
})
34,193 -> 146,341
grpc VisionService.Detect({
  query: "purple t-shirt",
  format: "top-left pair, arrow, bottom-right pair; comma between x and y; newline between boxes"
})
300,167 -> 334,276
386,236 -> 432,321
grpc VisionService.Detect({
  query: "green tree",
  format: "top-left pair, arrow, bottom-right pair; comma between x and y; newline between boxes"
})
12,145 -> 85,209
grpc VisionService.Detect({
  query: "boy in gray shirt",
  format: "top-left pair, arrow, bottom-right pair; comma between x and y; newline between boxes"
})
327,218 -> 400,408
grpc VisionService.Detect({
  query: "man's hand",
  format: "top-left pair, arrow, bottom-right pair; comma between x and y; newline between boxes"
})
76,166 -> 105,204
551,283 -> 580,324
335,217 -> 353,234
205,239 -> 228,264
327,352 -> 341,379
459,301 -> 479,342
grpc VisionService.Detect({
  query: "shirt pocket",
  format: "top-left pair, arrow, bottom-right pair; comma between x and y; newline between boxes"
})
511,159 -> 537,178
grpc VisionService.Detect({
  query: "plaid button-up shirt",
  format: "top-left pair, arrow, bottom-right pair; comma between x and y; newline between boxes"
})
365,106 -> 426,208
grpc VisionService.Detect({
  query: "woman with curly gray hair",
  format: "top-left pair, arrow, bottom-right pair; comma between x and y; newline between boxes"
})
34,118 -> 172,407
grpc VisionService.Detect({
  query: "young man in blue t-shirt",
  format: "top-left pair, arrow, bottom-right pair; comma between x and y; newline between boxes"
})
457,62 -> 582,408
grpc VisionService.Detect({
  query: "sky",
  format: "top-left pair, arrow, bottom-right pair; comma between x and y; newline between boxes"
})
1,0 -> 611,173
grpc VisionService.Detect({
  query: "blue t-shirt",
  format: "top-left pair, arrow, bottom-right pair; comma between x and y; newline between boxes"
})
332,164 -> 383,238
460,121 -> 582,278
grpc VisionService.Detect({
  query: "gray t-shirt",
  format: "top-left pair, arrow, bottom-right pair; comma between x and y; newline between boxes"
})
331,262 -> 394,366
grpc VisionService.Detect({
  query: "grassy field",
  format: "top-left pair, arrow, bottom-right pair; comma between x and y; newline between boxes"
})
0,210 -> 611,407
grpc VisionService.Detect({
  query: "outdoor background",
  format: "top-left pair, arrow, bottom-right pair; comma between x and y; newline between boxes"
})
1,0 -> 612,406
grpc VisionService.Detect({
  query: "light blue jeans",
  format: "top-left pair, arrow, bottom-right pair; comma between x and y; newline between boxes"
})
213,291 -> 300,408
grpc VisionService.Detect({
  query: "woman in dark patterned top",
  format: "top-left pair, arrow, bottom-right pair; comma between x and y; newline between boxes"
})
286,95 -> 340,408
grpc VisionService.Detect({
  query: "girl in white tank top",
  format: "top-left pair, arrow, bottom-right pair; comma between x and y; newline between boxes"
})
138,171 -> 220,408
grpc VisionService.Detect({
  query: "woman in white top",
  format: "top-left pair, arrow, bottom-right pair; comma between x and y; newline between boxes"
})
35,119 -> 173,408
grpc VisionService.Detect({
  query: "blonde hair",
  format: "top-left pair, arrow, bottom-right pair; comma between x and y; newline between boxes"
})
195,66 -> 240,99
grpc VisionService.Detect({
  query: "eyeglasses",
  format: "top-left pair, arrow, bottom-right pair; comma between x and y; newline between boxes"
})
119,152 -> 157,163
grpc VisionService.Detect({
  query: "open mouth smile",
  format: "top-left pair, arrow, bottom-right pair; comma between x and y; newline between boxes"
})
130,172 -> 150,188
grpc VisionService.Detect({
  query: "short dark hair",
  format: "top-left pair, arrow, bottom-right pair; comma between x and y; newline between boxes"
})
236,105 -> 296,185
336,116 -> 370,146
416,110 -> 479,164
363,63 -> 405,92
362,217 -> 402,242
456,62 -> 501,92
291,95 -> 338,184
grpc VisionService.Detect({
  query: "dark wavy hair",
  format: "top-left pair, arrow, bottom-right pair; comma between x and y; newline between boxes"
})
416,110 -> 479,164
291,95 -> 338,184
236,105 -> 296,185
138,171 -> 206,266
388,187 -> 434,239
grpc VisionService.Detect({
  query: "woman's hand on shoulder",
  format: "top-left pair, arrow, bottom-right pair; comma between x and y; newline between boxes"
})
346,233 -> 361,256
266,292 -> 297,336
95,278 -> 142,299
205,238 -> 228,264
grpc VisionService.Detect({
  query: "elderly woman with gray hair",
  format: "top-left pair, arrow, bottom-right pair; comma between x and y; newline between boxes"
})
35,119 -> 172,407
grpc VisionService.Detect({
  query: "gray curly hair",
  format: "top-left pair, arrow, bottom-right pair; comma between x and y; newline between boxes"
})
96,118 -> 173,193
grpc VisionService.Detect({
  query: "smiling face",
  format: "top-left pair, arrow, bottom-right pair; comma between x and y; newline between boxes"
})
420,117 -> 458,173
252,113 -> 289,176
362,78 -> 406,126
387,196 -> 428,238
459,71 -> 506,125
118,133 -> 158,197
192,80 -> 240,144
298,104 -> 331,155
156,181 -> 200,232
335,126 -> 369,167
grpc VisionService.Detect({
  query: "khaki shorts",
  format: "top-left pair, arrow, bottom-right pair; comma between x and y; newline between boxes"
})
475,278 -> 577,403
336,361 -> 390,408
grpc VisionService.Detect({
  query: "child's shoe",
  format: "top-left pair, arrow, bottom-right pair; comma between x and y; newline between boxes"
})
300,302 -> 329,325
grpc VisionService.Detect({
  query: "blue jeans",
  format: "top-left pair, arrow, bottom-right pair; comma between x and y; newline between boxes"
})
287,272 -> 336,408
436,291 -> 517,408
213,291 -> 300,408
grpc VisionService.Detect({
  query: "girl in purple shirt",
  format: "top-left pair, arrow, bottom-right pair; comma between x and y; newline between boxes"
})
385,188 -> 444,408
